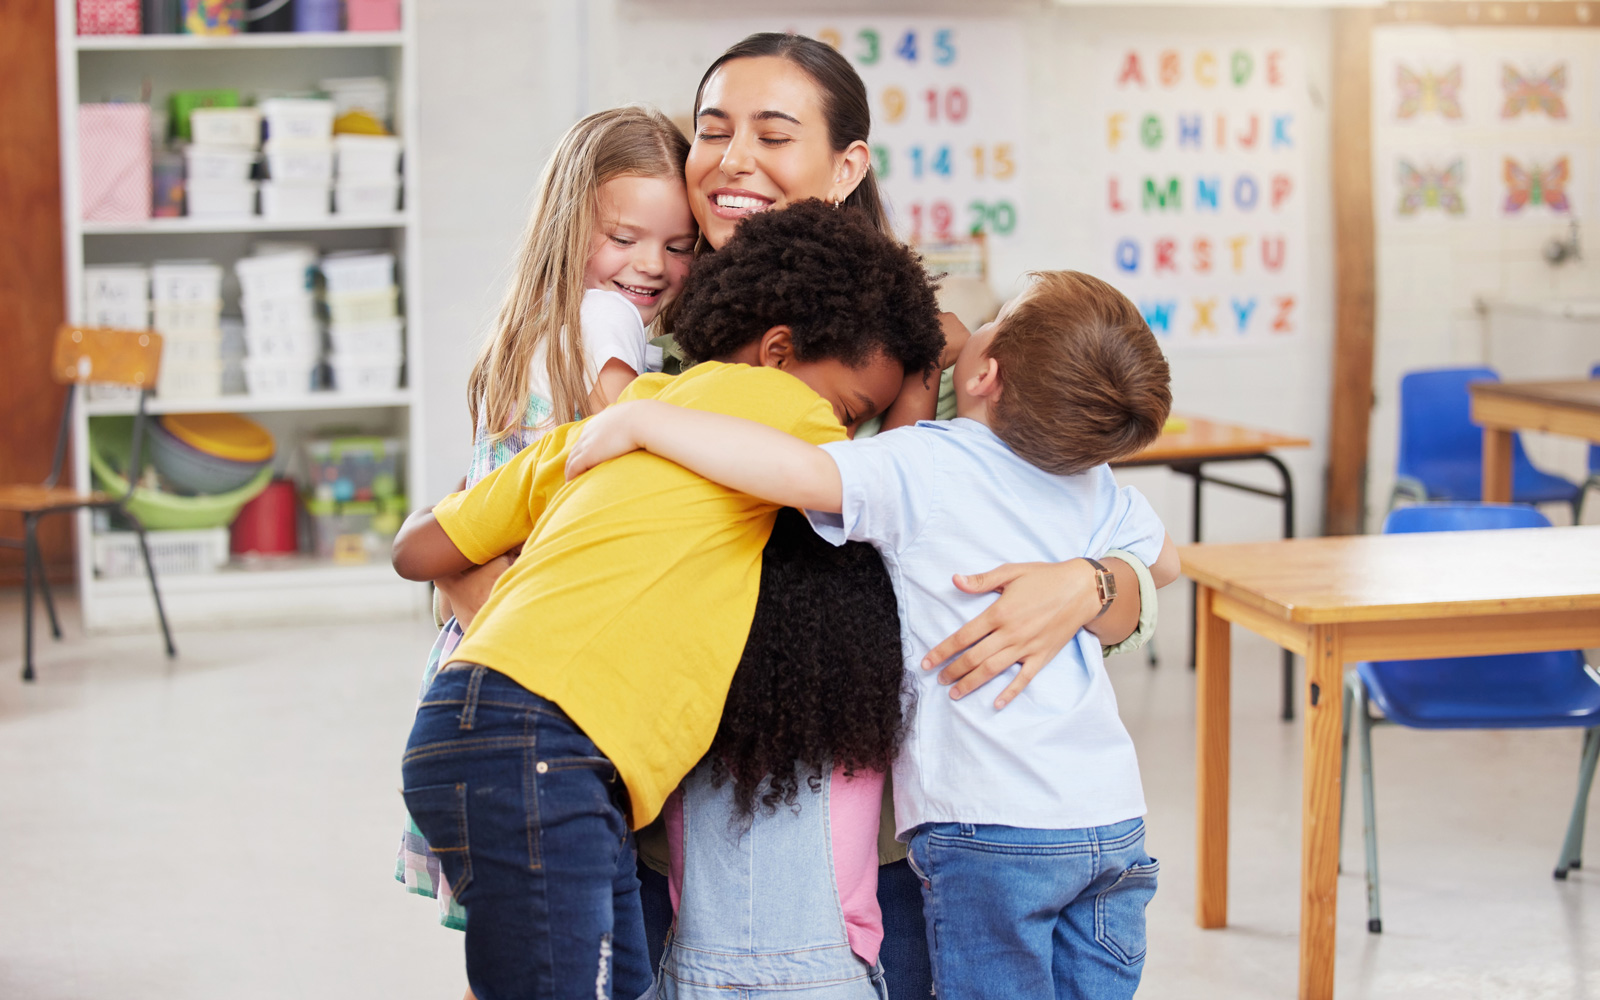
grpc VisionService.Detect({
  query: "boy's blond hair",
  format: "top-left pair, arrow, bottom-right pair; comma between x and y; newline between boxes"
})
467,106 -> 691,443
985,271 -> 1172,476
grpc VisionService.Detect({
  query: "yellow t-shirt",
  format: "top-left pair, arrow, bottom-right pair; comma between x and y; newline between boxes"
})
432,361 -> 847,827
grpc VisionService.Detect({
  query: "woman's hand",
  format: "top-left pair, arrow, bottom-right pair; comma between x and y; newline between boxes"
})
565,401 -> 656,480
435,552 -> 516,631
920,557 -> 1139,709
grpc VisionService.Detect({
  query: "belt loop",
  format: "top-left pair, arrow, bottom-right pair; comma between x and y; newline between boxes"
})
459,665 -> 487,731
958,823 -> 976,838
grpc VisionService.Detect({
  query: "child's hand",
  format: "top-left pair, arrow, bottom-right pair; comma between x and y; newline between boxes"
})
436,551 -> 516,631
565,401 -> 652,480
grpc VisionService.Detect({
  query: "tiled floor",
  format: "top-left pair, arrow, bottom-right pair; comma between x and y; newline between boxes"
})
0,589 -> 1595,999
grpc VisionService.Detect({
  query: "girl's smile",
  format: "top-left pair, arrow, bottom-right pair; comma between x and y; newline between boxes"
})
584,174 -> 697,324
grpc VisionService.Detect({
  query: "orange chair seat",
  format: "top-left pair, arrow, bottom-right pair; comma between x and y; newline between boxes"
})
0,484 -> 110,513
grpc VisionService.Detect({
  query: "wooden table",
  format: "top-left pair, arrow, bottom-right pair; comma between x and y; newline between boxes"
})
1471,379 -> 1600,503
1182,526 -> 1600,1000
1117,416 -> 1312,719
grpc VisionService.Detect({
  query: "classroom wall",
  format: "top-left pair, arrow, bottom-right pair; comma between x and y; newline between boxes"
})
415,0 -> 1338,567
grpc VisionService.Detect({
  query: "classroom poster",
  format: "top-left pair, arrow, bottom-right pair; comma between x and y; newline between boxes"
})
1096,43 -> 1309,350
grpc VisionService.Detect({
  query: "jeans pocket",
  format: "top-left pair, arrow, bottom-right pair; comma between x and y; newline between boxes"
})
403,782 -> 473,897
1094,857 -> 1159,966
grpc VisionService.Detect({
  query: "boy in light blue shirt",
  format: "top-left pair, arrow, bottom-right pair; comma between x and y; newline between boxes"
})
567,270 -> 1181,999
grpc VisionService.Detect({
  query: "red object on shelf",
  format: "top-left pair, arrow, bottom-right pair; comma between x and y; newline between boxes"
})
79,103 -> 151,223
230,478 -> 300,556
346,0 -> 400,31
78,0 -> 141,34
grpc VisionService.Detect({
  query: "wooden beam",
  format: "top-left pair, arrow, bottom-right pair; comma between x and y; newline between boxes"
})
1324,9 -> 1377,537
1379,1 -> 1600,27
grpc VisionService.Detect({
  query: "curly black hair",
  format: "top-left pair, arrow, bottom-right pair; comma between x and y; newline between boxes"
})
707,509 -> 909,816
674,199 -> 944,379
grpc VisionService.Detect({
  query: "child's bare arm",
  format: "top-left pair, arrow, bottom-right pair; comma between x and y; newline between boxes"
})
392,507 -> 476,581
565,400 -> 844,513
882,312 -> 971,431
585,358 -> 640,412
1150,533 -> 1180,588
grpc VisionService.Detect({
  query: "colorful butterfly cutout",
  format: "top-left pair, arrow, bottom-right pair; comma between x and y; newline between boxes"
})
1397,159 -> 1466,216
1501,64 -> 1568,119
1396,64 -> 1464,120
1503,156 -> 1571,213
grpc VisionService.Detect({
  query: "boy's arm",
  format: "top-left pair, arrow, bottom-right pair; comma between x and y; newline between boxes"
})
565,399 -> 844,513
392,506 -> 475,581
881,313 -> 970,432
1149,534 -> 1180,588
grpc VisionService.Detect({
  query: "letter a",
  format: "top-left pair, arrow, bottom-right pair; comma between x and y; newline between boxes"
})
1118,52 -> 1145,86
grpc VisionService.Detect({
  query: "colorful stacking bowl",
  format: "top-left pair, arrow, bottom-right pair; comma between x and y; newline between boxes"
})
150,412 -> 275,494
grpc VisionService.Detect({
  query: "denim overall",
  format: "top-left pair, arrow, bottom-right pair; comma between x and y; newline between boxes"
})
658,763 -> 888,1000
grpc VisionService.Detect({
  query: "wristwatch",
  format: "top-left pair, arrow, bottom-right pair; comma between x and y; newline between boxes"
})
1082,557 -> 1117,620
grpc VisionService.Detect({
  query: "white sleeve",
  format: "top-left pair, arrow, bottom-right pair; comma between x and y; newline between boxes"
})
579,289 -> 649,381
803,427 -> 936,556
1099,483 -> 1166,569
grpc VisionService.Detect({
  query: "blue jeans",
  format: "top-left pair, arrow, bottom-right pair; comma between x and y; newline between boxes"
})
401,665 -> 654,1000
906,818 -> 1158,1000
876,860 -> 932,1000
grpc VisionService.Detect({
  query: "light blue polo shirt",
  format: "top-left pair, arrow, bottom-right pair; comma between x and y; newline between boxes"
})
805,418 -> 1166,837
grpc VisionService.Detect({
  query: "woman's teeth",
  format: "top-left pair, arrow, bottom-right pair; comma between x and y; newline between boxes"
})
617,283 -> 660,297
715,194 -> 768,209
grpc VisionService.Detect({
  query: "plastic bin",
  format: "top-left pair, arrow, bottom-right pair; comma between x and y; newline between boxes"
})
261,98 -> 335,143
87,302 -> 149,329
240,292 -> 317,334
304,436 -> 404,502
263,141 -> 334,182
85,265 -> 149,315
260,180 -> 331,220
152,299 -> 223,335
320,77 -> 390,120
242,356 -> 318,397
156,360 -> 224,400
93,528 -> 230,578
80,103 -> 151,223
334,179 -> 400,217
152,152 -> 185,217
320,252 -> 394,294
151,263 -> 223,302
328,354 -> 402,394
235,251 -> 315,301
333,134 -> 402,179
326,286 -> 399,324
327,317 -> 402,355
345,0 -> 400,31
78,0 -> 141,34
244,323 -> 319,360
184,0 -> 245,34
184,145 -> 256,183
294,0 -> 339,31
186,180 -> 258,218
305,499 -> 391,563
160,330 -> 222,366
188,106 -> 261,149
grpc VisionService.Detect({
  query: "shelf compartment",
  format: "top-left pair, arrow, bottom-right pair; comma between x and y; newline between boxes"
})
75,32 -> 403,51
84,390 -> 412,416
82,213 -> 409,236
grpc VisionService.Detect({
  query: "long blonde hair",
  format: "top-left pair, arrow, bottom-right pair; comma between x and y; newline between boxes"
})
468,106 -> 691,442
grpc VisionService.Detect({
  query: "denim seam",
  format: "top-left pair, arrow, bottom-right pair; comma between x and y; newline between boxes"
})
924,834 -> 1098,857
401,735 -> 540,764
1093,858 -> 1158,966
459,665 -> 485,730
417,696 -> 566,716
524,713 -> 542,872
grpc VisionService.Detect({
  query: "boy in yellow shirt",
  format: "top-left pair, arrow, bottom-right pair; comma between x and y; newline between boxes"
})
390,200 -> 945,1000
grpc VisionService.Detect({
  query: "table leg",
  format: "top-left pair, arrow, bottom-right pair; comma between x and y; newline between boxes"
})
1299,626 -> 1345,1000
1482,427 -> 1514,503
1195,584 -> 1231,928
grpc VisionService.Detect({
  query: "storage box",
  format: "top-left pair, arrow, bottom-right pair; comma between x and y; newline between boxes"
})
320,77 -> 390,120
93,528 -> 230,578
152,298 -> 224,335
304,437 -> 404,502
236,251 -> 315,301
151,263 -> 223,302
80,103 -> 151,223
244,323 -> 320,360
186,180 -> 257,219
261,180 -> 331,220
188,106 -> 260,149
345,0 -> 400,31
86,264 -> 149,309
152,152 -> 184,217
242,356 -> 318,397
263,141 -> 334,182
184,0 -> 245,34
327,317 -> 402,355
78,0 -> 141,35
320,251 -> 394,294
240,292 -> 317,333
294,0 -> 339,31
305,499 -> 395,563
170,90 -> 240,142
326,287 -> 398,324
328,353 -> 402,394
87,303 -> 150,329
335,180 -> 400,218
157,359 -> 225,400
161,330 -> 223,366
260,98 -> 336,143
183,145 -> 257,183
333,134 -> 401,179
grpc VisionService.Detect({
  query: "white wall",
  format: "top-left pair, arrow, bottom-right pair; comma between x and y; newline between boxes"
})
415,2 -> 1337,565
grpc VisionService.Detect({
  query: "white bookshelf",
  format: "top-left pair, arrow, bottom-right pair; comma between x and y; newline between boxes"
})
56,2 -> 428,632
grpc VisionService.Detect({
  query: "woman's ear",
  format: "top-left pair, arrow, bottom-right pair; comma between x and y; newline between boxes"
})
755,326 -> 795,369
829,141 -> 871,204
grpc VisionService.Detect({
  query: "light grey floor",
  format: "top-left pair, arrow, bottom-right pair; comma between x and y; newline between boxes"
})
1,589 -> 1595,999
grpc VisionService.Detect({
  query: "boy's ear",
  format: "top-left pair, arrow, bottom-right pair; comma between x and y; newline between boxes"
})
756,326 -> 795,369
966,356 -> 1003,401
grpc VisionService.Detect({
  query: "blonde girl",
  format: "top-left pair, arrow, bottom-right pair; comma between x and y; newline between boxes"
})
396,104 -> 695,937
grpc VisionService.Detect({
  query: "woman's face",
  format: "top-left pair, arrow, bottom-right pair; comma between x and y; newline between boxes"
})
687,56 -> 864,250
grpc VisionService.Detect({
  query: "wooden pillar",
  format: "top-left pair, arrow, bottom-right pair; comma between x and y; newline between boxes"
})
1299,625 -> 1346,1000
0,0 -> 71,585
1194,584 -> 1232,929
1324,9 -> 1376,536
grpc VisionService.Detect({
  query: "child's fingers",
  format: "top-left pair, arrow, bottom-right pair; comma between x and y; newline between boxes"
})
993,658 -> 1047,710
950,562 -> 1031,596
945,638 -> 1025,701
921,607 -> 996,672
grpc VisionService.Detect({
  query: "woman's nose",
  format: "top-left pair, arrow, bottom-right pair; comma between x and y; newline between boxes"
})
721,132 -> 756,177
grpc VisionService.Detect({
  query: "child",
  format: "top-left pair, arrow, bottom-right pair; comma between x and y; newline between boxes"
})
395,104 -> 697,935
565,270 -> 1182,1000
391,199 -> 945,1000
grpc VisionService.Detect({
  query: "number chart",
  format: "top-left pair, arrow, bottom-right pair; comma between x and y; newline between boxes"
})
1097,43 -> 1309,350
703,18 -> 1028,247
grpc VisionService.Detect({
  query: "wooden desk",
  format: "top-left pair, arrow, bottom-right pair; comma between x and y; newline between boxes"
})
1182,526 -> 1600,1000
1118,416 -> 1312,719
1471,379 -> 1600,503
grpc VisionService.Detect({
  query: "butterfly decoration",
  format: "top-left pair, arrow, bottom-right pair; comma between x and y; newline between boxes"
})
1501,64 -> 1568,119
1503,156 -> 1571,213
1396,64 -> 1464,120
1397,159 -> 1466,216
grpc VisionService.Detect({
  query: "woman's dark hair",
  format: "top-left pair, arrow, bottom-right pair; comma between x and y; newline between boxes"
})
708,509 -> 909,815
695,32 -> 891,233
673,198 -> 942,378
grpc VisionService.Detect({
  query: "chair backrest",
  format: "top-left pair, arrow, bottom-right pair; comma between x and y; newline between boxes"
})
1396,367 -> 1498,477
52,325 -> 163,388
1382,501 -> 1551,535
1591,363 -> 1598,474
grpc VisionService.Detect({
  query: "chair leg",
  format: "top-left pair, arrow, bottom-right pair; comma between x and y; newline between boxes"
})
133,524 -> 177,659
1357,683 -> 1383,932
1339,673 -> 1355,872
28,535 -> 62,641
1555,726 -> 1600,880
21,515 -> 37,682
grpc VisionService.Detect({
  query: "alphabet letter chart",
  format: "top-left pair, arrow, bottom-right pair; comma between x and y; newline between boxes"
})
696,18 -> 1028,247
1098,44 -> 1309,350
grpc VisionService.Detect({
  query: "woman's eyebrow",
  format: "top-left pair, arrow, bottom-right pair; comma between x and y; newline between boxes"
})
695,107 -> 802,126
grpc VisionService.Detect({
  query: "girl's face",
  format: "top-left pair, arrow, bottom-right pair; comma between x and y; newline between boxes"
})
584,174 -> 697,325
687,57 -> 868,250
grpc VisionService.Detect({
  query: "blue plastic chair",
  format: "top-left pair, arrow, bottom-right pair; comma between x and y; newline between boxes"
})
1391,368 -> 1582,515
1339,502 -> 1600,934
1581,364 -> 1599,523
